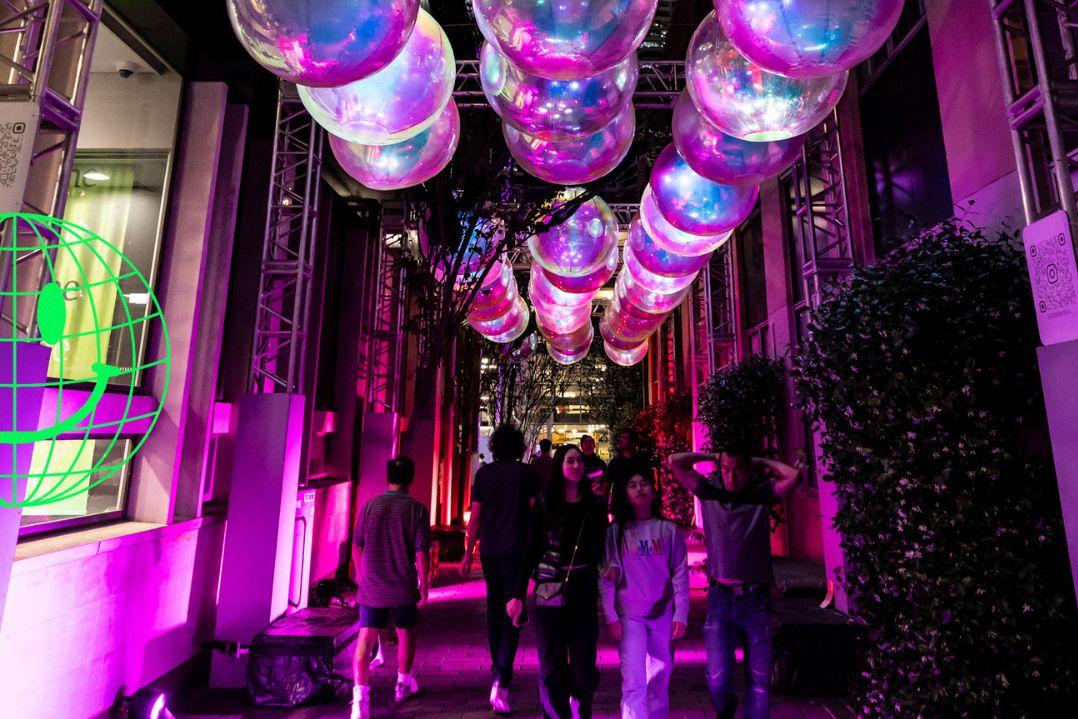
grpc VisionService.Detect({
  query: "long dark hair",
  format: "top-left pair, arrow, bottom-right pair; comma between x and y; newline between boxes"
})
544,444 -> 594,514
609,461 -> 664,567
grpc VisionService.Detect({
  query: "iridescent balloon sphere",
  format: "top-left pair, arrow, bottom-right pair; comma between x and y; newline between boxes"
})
542,320 -> 595,352
537,305 -> 593,336
548,343 -> 590,365
624,239 -> 700,294
716,0 -> 904,80
505,103 -> 635,185
672,91 -> 804,186
543,241 -> 618,294
640,185 -> 732,256
529,266 -> 595,310
329,99 -> 459,190
628,214 -> 711,277
471,295 -> 531,343
473,0 -> 659,80
298,9 -> 455,145
650,144 -> 759,235
687,11 -> 848,141
600,307 -> 662,350
528,192 -> 619,277
604,339 -> 648,366
468,274 -> 519,322
227,0 -> 419,87
615,269 -> 689,315
481,42 -> 639,141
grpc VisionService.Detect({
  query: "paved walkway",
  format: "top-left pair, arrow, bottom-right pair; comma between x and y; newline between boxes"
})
175,574 -> 853,719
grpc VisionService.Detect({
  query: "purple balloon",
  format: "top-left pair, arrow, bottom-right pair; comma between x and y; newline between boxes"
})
468,274 -> 519,322
474,0 -> 658,80
505,103 -> 635,185
628,214 -> 711,276
227,0 -> 419,87
604,340 -> 648,366
672,91 -> 804,186
481,42 -> 638,141
544,242 -> 618,293
536,305 -> 593,335
716,0 -> 904,80
528,192 -> 619,277
615,269 -> 689,315
541,320 -> 594,352
624,239 -> 700,294
600,308 -> 661,350
548,343 -> 590,365
640,184 -> 732,256
650,144 -> 759,235
298,9 -> 455,145
470,296 -> 531,343
687,11 -> 848,142
329,99 -> 459,190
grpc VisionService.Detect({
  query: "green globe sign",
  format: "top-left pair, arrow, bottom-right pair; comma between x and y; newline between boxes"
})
0,212 -> 170,508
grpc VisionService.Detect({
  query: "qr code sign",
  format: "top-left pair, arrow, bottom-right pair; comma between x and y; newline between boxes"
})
1028,231 -> 1078,314
0,120 -> 29,190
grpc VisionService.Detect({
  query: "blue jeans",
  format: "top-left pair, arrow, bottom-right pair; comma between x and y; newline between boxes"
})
703,585 -> 773,719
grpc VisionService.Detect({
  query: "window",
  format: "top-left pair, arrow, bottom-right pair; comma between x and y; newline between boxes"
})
18,21 -> 181,535
736,209 -> 767,332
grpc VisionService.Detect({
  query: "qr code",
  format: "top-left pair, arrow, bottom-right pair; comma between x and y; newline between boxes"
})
0,121 -> 29,189
1028,231 -> 1078,314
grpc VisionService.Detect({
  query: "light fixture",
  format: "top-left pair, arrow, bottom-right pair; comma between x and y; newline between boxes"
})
83,170 -> 110,182
121,689 -> 174,719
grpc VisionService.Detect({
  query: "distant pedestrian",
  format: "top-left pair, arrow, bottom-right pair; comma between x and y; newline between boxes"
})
606,430 -> 644,501
531,438 -> 554,491
601,463 -> 689,719
461,424 -> 541,714
351,457 -> 431,719
670,448 -> 801,719
580,434 -> 608,500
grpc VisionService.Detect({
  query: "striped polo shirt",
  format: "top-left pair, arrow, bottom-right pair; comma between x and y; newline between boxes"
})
354,489 -> 431,608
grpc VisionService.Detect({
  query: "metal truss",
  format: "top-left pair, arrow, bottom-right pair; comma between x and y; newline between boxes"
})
785,112 -> 855,310
991,0 -> 1078,226
704,242 -> 737,371
454,61 -> 685,110
248,83 -> 323,394
364,201 -> 408,414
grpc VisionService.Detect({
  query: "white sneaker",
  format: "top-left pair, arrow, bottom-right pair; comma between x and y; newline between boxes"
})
394,675 -> 419,703
489,681 -> 511,715
351,686 -> 370,719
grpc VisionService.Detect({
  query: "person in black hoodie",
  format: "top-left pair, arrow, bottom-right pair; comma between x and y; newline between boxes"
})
507,444 -> 608,719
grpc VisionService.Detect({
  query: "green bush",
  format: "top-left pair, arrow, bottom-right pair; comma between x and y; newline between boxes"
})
795,221 -> 1078,716
698,354 -> 787,454
628,391 -> 695,526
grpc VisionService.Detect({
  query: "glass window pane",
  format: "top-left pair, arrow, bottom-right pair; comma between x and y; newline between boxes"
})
19,439 -> 132,529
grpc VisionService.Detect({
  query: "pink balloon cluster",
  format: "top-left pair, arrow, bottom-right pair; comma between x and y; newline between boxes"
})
467,260 -> 531,344
527,194 -> 620,363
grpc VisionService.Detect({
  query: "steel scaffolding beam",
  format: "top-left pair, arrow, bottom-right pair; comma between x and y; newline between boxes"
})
991,0 -> 1078,227
454,60 -> 685,109
248,83 -> 323,394
365,202 -> 408,414
704,242 -> 737,371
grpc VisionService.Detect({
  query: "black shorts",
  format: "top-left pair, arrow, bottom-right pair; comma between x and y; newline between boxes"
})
359,603 -> 418,629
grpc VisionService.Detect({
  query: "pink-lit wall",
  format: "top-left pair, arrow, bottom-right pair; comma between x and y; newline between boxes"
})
0,517 -> 225,719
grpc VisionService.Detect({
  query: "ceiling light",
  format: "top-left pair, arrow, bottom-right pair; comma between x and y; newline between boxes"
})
84,170 -> 110,182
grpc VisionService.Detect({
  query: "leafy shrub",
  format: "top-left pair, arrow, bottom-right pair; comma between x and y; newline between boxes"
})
795,221 -> 1078,716
628,391 -> 694,525
698,354 -> 787,454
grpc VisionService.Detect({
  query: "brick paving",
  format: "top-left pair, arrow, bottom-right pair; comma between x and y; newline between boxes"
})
176,573 -> 853,719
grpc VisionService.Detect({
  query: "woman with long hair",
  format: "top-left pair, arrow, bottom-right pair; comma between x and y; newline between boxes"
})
601,463 -> 689,718
507,444 -> 608,719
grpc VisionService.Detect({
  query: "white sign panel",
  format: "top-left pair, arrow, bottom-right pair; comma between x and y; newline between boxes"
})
0,101 -> 40,214
1023,209 -> 1078,346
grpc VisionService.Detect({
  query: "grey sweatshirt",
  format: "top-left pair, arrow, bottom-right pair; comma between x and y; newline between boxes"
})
599,518 -> 690,625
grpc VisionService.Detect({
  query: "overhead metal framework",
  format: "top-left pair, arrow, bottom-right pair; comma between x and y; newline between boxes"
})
248,83 -> 324,394
991,0 -> 1078,227
703,242 -> 737,372
454,60 -> 685,110
364,202 -> 408,414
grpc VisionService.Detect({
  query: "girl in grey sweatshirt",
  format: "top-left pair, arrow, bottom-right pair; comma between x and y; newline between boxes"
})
600,466 -> 689,719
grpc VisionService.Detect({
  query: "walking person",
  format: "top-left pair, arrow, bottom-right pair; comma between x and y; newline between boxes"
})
351,457 -> 431,719
508,445 -> 608,719
460,424 -> 540,714
580,434 -> 609,502
601,464 -> 689,719
606,430 -> 643,497
531,437 -> 555,492
669,448 -> 802,719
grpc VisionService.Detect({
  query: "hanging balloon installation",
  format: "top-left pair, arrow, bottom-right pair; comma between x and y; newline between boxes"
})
686,11 -> 847,142
604,340 -> 649,367
640,185 -> 732,257
473,0 -> 659,80
528,192 -> 619,277
227,0 -> 420,87
715,0 -> 905,80
650,144 -> 759,236
298,9 -> 456,145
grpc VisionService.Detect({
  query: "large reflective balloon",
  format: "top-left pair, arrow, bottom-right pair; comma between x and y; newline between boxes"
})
672,91 -> 804,186
615,270 -> 689,315
548,343 -> 590,365
640,185 -> 732,256
505,104 -> 635,185
650,144 -> 759,235
536,303 -> 593,335
600,308 -> 661,350
227,0 -> 419,87
529,192 -> 620,277
544,242 -> 618,293
468,275 -> 519,322
471,296 -> 531,342
628,214 -> 711,276
716,0 -> 904,80
481,43 -> 638,141
604,340 -> 648,366
687,11 -> 847,142
473,0 -> 659,80
298,9 -> 455,145
624,240 -> 700,294
542,320 -> 594,352
530,266 -> 594,309
329,99 -> 459,190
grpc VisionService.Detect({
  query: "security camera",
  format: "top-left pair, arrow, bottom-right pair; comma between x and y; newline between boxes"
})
115,61 -> 138,79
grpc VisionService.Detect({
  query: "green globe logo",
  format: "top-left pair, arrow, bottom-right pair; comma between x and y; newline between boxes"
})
0,212 -> 170,508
